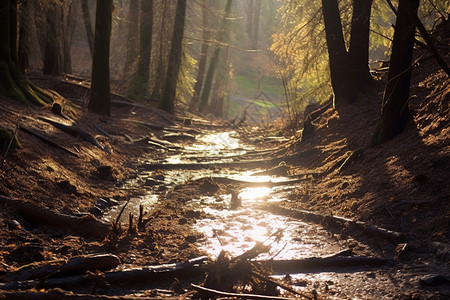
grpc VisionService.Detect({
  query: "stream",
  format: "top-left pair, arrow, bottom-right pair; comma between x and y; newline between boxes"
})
100,129 -> 441,299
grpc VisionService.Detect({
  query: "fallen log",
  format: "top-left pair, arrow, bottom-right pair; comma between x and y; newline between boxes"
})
138,157 -> 284,171
255,256 -> 393,274
193,176 -> 303,187
191,283 -> 295,300
264,204 -> 404,243
0,256 -> 208,291
0,289 -> 164,300
9,254 -> 120,281
19,125 -> 79,157
0,195 -> 110,238
40,117 -> 110,154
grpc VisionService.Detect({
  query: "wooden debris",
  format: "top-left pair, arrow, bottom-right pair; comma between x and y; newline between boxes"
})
139,157 -> 284,171
0,257 -> 208,291
40,117 -> 110,154
191,283 -> 296,300
19,125 -> 79,157
264,204 -> 404,243
9,254 -> 120,281
193,176 -> 303,187
0,195 -> 110,238
0,289 -> 164,299
256,256 -> 392,274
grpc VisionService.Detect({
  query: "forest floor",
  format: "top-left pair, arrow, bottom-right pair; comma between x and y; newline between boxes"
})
0,50 -> 449,299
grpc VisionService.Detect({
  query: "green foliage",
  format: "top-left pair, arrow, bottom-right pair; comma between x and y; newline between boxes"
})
0,127 -> 20,151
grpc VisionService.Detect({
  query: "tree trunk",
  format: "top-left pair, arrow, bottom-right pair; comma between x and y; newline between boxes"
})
158,0 -> 187,113
0,0 -> 51,105
18,0 -> 29,73
348,0 -> 373,89
322,0 -> 373,108
127,0 -> 153,101
371,0 -> 419,146
191,0 -> 209,107
123,0 -> 139,79
88,0 -> 113,115
252,0 -> 261,49
62,1 -> 76,74
198,0 -> 233,113
43,2 -> 62,76
81,0 -> 94,58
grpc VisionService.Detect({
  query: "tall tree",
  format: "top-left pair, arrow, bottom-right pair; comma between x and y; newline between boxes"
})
198,0 -> 233,113
123,0 -> 139,79
81,0 -> 94,57
0,0 -> 51,105
42,1 -> 63,76
322,0 -> 373,108
191,0 -> 210,107
128,0 -> 153,100
158,0 -> 187,113
88,0 -> 113,115
371,0 -> 420,146
18,0 -> 30,73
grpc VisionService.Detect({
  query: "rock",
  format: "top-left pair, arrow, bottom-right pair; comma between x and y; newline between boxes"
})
178,218 -> 188,225
55,180 -> 79,195
185,235 -> 197,243
157,185 -> 168,191
96,198 -> 109,209
420,274 -> 450,286
153,174 -> 165,181
95,165 -> 116,182
106,198 -> 120,206
89,206 -> 103,217
184,210 -> 201,219
144,179 -> 162,187
8,219 -> 21,230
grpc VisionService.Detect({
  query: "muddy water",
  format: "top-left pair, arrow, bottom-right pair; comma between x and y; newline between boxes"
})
104,131 -> 348,260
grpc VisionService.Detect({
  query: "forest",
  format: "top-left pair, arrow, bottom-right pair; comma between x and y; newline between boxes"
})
0,0 -> 449,299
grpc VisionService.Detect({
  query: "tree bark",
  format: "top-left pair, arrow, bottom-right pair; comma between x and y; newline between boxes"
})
371,0 -> 419,146
127,0 -> 153,101
81,0 -> 94,58
198,0 -> 233,113
123,0 -> 139,79
0,0 -> 51,105
191,0 -> 209,106
348,0 -> 373,89
18,0 -> 30,72
322,0 -> 349,107
43,2 -> 62,76
322,0 -> 373,108
158,0 -> 187,113
88,0 -> 113,115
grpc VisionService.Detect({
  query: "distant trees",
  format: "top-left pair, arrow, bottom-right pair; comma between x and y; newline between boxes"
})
158,0 -> 187,113
88,0 -> 113,115
127,0 -> 153,101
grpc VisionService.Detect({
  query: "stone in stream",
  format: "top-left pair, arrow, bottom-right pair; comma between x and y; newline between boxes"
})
89,206 -> 103,217
420,274 -> 450,286
96,198 -> 109,209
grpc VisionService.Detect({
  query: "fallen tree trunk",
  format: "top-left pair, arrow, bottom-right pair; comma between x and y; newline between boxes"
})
0,195 -> 110,238
9,254 -> 120,281
0,290 -> 163,300
193,176 -> 304,187
139,157 -> 284,171
19,126 -> 79,157
40,117 -> 110,154
255,256 -> 393,274
264,203 -> 404,243
0,256 -> 208,291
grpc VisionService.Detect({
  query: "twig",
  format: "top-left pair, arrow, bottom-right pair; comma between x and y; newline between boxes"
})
251,271 -> 313,300
113,198 -> 130,233
191,283 -> 295,300
1,123 -> 19,170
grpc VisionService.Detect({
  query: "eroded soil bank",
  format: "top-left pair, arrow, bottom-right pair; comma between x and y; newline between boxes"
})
0,53 -> 449,299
